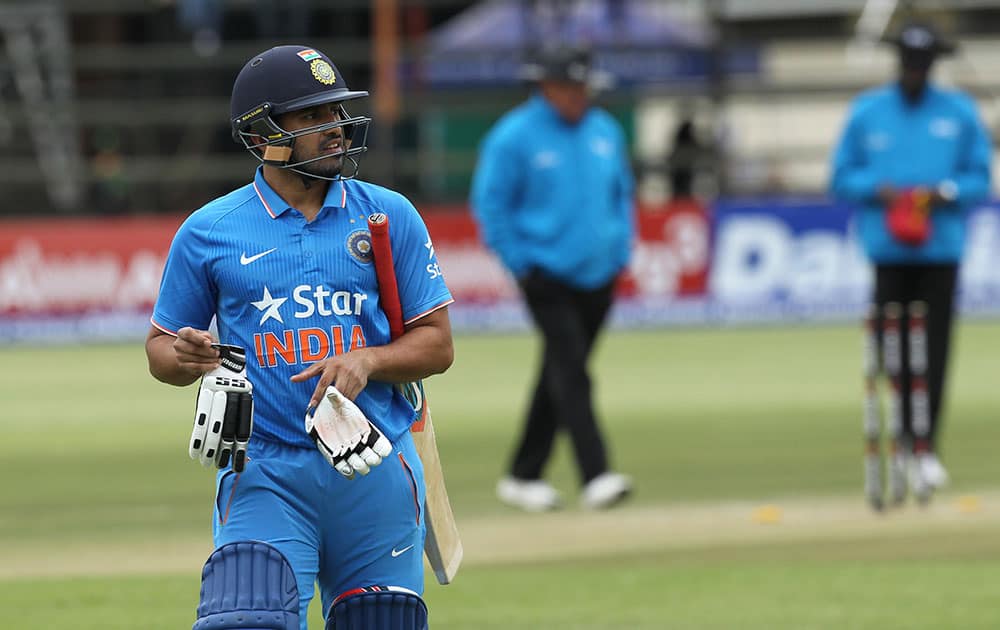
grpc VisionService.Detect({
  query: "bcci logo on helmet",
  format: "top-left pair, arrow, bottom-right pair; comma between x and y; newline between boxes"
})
311,59 -> 336,85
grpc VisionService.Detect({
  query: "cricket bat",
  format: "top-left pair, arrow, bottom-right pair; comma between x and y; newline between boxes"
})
368,212 -> 463,585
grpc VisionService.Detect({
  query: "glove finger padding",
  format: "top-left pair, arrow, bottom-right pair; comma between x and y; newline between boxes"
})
191,387 -> 214,459
231,392 -> 253,473
199,390 -> 228,467
305,385 -> 393,479
347,452 -> 370,477
216,392 -> 239,469
357,428 -> 393,467
217,391 -> 253,471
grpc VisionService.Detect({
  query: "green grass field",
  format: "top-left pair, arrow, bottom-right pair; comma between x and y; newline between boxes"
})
2,322 -> 1000,629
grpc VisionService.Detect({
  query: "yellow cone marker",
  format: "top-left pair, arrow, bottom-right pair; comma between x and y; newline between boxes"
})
955,495 -> 982,514
752,504 -> 783,524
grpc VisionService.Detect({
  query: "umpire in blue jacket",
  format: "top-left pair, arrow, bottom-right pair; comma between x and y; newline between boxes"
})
471,46 -> 635,512
831,21 -> 992,495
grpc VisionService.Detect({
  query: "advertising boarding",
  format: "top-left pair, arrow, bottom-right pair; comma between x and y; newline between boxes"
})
3,199 -> 1000,343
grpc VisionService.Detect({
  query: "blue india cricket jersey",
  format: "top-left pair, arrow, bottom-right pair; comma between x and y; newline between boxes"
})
152,168 -> 454,447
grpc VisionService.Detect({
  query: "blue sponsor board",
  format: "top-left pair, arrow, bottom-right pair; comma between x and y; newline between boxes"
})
607,197 -> 1000,329
706,197 -> 871,319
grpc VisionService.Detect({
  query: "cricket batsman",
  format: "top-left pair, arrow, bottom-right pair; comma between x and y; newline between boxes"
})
144,45 -> 453,630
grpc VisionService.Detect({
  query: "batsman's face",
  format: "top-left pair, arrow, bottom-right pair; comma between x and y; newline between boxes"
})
280,104 -> 348,178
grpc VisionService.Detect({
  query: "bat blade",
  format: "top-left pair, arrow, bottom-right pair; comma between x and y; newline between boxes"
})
413,407 -> 463,584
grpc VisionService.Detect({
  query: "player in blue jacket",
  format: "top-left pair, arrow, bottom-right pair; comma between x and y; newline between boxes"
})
145,46 -> 452,630
471,46 -> 635,512
830,22 -> 992,506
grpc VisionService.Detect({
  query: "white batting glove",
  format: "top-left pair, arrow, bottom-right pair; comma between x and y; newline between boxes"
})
305,386 -> 393,480
191,344 -> 253,473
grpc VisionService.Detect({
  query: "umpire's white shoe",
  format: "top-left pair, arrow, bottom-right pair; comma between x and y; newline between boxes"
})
909,456 -> 932,503
581,472 -> 633,510
496,476 -> 562,512
918,453 -> 950,489
888,452 -> 908,506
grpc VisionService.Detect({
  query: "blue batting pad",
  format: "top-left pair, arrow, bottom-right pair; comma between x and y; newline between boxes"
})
193,541 -> 299,630
327,586 -> 428,630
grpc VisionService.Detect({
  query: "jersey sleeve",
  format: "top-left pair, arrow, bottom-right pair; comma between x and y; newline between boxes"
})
469,124 -> 529,276
386,195 -> 454,324
952,94 -> 993,206
151,214 -> 218,334
829,98 -> 882,204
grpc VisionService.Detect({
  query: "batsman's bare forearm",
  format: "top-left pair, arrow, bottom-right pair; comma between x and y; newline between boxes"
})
378,309 -> 454,381
368,307 -> 454,383
145,326 -> 217,387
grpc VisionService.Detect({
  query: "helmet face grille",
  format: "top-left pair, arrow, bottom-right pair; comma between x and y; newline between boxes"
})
233,107 -> 372,181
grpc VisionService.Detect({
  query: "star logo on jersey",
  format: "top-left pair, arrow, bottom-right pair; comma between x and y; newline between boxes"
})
251,286 -> 287,325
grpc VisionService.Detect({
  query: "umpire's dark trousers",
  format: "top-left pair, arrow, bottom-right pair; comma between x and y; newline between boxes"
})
509,269 -> 616,484
873,263 -> 959,449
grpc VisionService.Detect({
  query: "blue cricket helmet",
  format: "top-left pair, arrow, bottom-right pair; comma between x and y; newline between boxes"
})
230,45 -> 371,180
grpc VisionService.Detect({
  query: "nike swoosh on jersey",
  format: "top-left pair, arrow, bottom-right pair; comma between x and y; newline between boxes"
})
240,248 -> 278,265
391,544 -> 414,558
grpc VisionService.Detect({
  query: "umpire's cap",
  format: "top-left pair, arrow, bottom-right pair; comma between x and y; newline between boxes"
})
519,45 -> 614,90
884,21 -> 956,65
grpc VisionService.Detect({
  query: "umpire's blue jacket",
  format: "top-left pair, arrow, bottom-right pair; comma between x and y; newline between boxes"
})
830,83 -> 992,264
470,93 -> 635,289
